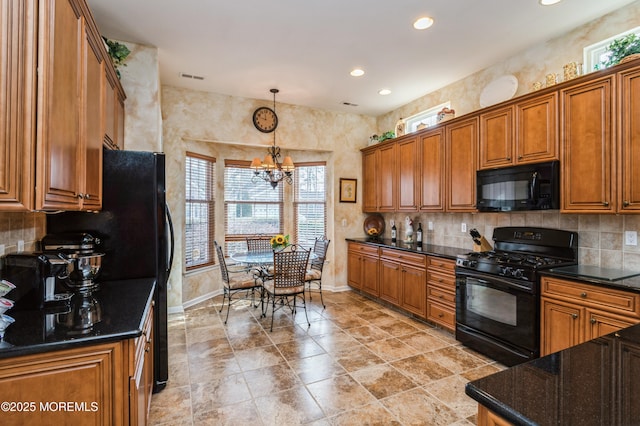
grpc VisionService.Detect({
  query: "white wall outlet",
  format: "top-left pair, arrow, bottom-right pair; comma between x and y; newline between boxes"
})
341,218 -> 347,227
428,221 -> 434,231
461,223 -> 467,233
625,231 -> 638,246
17,240 -> 24,252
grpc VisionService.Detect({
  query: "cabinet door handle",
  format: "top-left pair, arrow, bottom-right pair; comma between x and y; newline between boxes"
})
506,157 -> 511,161
580,292 -> 587,298
76,193 -> 84,199
84,194 -> 90,199
590,317 -> 597,324
623,201 -> 630,207
571,313 -> 578,319
603,201 -> 609,207
518,155 -> 523,160
438,313 -> 444,318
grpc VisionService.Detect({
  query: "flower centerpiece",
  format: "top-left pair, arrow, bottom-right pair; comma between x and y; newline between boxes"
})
270,234 -> 290,250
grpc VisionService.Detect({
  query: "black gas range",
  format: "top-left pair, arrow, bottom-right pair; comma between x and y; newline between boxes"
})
457,227 -> 578,284
455,227 -> 578,366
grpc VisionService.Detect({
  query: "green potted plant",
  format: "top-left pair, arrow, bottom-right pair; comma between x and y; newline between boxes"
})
601,33 -> 640,68
103,37 -> 131,79
377,131 -> 395,143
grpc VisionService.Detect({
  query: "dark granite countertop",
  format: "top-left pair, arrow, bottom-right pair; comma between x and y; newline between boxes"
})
346,237 -> 469,260
0,278 -> 155,359
466,322 -> 640,425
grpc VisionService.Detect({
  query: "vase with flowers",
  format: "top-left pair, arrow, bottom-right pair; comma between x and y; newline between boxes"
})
270,234 -> 290,250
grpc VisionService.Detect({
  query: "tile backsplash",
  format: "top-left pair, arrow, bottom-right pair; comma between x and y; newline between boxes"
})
0,212 -> 46,254
381,211 -> 640,271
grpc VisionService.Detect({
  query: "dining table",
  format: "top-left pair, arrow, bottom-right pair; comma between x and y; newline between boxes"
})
230,250 -> 317,266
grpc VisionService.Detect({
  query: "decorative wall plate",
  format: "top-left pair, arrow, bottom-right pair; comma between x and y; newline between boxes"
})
480,75 -> 518,108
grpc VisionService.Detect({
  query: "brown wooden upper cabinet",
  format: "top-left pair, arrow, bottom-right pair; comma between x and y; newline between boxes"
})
446,117 -> 478,212
560,76 -> 615,213
479,93 -> 558,170
0,0 -> 125,212
104,64 -> 126,150
0,0 -> 37,211
618,66 -> 640,213
419,128 -> 445,212
362,140 -> 398,212
397,135 -> 419,211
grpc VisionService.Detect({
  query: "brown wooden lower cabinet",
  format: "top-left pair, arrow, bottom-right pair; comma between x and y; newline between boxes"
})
540,276 -> 640,356
0,307 -> 153,426
379,248 -> 427,318
426,257 -> 456,331
477,405 -> 513,426
347,242 -> 459,325
347,242 -> 380,297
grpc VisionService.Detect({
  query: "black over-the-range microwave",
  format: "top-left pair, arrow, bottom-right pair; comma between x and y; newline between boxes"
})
476,160 -> 559,212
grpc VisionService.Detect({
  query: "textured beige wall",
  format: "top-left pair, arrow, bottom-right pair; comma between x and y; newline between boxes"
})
377,1 -> 640,132
161,86 -> 375,308
117,41 -> 163,152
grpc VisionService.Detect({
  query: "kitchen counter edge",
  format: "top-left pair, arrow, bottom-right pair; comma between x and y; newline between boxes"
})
0,278 -> 156,359
346,237 -> 469,260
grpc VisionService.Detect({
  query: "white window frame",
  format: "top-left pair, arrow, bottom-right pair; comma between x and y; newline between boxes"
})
404,101 -> 451,134
294,162 -> 326,250
583,26 -> 640,72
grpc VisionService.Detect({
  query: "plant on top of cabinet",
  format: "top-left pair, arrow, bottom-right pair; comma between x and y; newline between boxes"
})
103,37 -> 130,79
600,33 -> 640,68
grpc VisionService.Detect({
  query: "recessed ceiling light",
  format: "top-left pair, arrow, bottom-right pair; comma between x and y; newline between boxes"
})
413,16 -> 434,30
350,68 -> 365,77
378,89 -> 391,95
539,0 -> 562,5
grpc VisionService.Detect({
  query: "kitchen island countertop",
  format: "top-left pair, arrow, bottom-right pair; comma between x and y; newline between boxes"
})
0,278 -> 155,359
466,321 -> 640,425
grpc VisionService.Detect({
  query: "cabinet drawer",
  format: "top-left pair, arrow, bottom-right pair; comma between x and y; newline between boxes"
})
426,256 -> 456,273
348,242 -> 379,257
380,248 -> 426,268
135,307 -> 153,365
427,301 -> 455,330
427,270 -> 456,290
427,285 -> 455,307
541,277 -> 640,318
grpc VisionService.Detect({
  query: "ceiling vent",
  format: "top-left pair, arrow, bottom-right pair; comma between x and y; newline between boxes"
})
179,72 -> 205,80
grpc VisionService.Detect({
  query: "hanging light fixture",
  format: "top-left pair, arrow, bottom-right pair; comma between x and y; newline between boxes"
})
250,88 -> 295,189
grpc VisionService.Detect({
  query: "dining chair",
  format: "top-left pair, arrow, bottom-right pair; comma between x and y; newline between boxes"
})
214,241 -> 263,324
305,236 -> 330,309
246,234 -> 273,253
261,244 -> 310,332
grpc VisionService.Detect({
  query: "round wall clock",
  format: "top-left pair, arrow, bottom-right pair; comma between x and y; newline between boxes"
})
252,106 -> 278,133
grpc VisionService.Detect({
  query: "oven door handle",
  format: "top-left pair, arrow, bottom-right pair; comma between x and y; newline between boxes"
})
456,270 -> 535,294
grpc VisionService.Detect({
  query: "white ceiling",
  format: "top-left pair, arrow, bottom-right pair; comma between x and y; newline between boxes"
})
87,0 -> 637,116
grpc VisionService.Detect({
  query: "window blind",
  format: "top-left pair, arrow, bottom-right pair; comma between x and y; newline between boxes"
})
294,162 -> 326,249
224,160 -> 283,253
185,152 -> 216,270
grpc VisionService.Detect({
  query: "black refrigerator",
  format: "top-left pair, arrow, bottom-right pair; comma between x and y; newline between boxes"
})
46,150 -> 173,393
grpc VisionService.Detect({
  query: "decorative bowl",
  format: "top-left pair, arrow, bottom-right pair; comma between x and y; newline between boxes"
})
363,214 -> 385,238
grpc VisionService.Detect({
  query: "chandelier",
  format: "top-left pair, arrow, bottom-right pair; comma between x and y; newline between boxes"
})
250,89 -> 295,189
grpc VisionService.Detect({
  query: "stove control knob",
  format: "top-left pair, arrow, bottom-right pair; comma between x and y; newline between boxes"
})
512,269 -> 523,278
499,266 -> 511,276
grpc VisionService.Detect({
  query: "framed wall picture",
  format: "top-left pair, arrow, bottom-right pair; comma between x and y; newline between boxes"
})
339,178 -> 357,203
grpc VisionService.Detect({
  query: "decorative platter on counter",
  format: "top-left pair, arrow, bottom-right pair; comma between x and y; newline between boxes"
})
363,214 -> 385,237
479,74 -> 518,108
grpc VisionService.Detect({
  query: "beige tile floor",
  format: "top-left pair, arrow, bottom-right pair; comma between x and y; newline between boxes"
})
149,289 -> 506,425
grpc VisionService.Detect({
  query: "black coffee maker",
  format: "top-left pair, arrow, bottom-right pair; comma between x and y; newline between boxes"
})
0,253 -> 69,311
